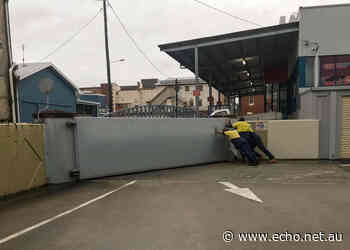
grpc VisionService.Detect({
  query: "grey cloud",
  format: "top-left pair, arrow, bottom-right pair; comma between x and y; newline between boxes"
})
9,0 -> 348,87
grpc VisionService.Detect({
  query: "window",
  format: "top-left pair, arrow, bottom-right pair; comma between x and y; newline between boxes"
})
197,85 -> 203,91
189,99 -> 194,106
198,98 -> 203,107
320,56 -> 336,86
249,95 -> 254,105
185,86 -> 190,92
320,55 -> 350,86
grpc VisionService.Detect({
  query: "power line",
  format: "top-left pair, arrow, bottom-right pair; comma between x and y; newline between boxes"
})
192,0 -> 262,27
107,1 -> 168,77
39,8 -> 103,62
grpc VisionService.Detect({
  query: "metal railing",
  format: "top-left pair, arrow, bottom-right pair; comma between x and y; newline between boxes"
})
111,105 -> 197,118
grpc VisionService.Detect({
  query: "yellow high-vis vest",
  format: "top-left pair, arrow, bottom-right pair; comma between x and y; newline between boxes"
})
232,121 -> 254,133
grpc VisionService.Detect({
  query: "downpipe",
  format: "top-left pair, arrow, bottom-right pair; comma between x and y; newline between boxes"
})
9,63 -> 17,123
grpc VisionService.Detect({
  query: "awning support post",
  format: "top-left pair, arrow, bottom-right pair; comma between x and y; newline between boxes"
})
264,84 -> 267,113
194,47 -> 200,117
208,73 -> 213,115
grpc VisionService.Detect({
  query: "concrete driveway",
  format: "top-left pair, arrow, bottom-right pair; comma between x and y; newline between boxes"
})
1,161 -> 350,250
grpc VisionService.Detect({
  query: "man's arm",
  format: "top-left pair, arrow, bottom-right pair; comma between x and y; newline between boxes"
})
215,128 -> 224,135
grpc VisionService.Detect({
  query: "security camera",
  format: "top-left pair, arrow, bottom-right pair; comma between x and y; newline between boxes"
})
312,46 -> 319,52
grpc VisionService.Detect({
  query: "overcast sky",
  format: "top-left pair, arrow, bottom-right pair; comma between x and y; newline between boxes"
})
9,0 -> 347,87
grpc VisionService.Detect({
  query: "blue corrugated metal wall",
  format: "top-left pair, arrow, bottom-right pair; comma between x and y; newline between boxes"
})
18,68 -> 77,123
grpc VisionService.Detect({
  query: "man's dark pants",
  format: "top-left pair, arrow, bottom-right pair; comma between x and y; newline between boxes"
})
239,132 -> 275,160
231,137 -> 257,164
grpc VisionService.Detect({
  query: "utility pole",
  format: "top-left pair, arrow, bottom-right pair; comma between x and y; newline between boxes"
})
103,0 -> 113,115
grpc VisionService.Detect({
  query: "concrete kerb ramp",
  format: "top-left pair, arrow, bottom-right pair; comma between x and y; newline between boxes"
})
44,118 -> 229,184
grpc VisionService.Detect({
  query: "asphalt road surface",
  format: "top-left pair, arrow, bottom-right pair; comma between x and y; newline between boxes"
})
1,161 -> 350,250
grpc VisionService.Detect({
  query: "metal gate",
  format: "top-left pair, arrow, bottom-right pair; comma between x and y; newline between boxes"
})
341,97 -> 350,158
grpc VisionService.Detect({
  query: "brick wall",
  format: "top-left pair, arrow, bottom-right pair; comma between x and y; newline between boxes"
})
115,87 -> 164,108
177,85 -> 219,111
241,94 -> 265,115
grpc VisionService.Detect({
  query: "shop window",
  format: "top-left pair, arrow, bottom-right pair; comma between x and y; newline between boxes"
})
320,56 -> 336,86
336,55 -> 350,85
320,55 -> 350,86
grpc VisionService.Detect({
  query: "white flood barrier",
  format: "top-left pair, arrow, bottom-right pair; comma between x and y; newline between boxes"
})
44,118 -> 229,183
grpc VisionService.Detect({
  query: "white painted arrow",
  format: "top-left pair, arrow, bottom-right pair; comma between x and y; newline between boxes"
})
218,181 -> 263,203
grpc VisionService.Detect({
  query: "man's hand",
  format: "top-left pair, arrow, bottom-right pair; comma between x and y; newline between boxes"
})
215,128 -> 222,135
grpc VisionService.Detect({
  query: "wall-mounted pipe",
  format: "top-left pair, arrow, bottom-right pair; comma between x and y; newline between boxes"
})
8,64 -> 17,123
314,44 -> 320,88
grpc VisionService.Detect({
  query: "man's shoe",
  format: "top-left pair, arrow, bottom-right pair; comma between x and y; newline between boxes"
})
269,159 -> 277,164
248,162 -> 258,167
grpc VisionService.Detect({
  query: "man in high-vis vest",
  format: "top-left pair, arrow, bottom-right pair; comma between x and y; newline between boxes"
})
215,124 -> 258,166
233,118 -> 277,163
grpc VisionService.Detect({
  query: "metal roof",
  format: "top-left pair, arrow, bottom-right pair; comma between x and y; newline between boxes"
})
300,3 -> 350,10
141,78 -> 158,89
158,77 -> 207,86
15,63 -> 79,93
159,22 -> 299,95
120,85 -> 139,91
77,99 -> 100,106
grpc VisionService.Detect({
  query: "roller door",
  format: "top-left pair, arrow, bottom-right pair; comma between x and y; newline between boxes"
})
341,97 -> 350,158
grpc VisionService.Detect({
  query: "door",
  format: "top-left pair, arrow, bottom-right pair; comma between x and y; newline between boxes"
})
341,97 -> 350,158
316,96 -> 330,159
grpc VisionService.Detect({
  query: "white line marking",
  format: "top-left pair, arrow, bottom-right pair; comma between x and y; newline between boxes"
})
0,180 -> 136,245
218,181 -> 263,203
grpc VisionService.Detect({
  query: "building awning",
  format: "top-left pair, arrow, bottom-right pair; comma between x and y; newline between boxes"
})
77,99 -> 100,106
159,22 -> 299,96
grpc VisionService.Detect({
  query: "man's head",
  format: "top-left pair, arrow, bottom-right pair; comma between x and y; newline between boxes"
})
239,117 -> 245,121
224,124 -> 232,129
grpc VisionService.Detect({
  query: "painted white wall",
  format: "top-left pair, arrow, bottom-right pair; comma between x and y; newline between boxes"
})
267,120 -> 320,159
299,4 -> 350,57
